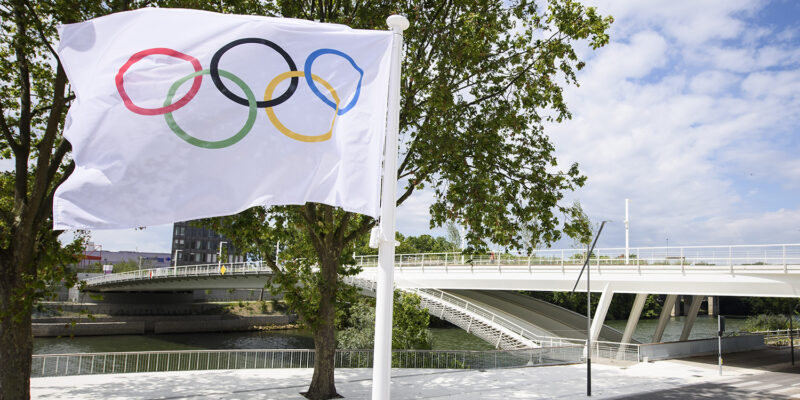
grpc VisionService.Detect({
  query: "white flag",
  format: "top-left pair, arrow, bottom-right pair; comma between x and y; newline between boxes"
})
53,8 -> 393,230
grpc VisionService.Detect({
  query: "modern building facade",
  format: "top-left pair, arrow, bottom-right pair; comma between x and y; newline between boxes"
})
170,221 -> 243,266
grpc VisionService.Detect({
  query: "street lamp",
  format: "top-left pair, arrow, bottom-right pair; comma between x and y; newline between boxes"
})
572,220 -> 609,397
173,249 -> 181,268
218,241 -> 228,269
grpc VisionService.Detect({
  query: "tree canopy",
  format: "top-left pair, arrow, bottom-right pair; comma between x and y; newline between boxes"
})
1,1 -> 611,399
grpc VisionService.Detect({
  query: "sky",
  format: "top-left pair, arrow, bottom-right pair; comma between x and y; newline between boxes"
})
48,1 -> 800,252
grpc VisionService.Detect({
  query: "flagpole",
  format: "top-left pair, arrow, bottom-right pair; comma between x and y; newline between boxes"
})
372,14 -> 409,400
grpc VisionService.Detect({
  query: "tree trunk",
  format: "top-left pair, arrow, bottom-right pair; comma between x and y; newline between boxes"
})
303,255 -> 341,399
0,306 -> 33,400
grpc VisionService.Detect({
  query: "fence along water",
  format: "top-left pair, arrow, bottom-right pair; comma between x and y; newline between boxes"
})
32,347 -> 586,377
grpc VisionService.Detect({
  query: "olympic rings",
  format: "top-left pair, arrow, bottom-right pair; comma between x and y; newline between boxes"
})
210,38 -> 298,108
164,69 -> 257,149
116,39 -> 364,147
304,49 -> 363,115
116,48 -> 203,115
265,71 -> 340,143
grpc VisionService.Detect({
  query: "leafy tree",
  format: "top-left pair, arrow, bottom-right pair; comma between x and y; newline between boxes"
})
207,2 -> 610,398
1,0 -> 610,398
0,1 -> 271,398
338,292 -> 432,350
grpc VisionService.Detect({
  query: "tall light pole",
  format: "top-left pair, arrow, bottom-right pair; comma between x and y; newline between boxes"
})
625,199 -> 630,265
572,220 -> 609,397
218,241 -> 228,269
173,249 -> 181,268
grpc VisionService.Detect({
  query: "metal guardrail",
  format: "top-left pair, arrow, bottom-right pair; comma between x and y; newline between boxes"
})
344,275 -> 641,361
31,347 -> 585,377
354,244 -> 800,272
84,243 -> 800,288
83,262 -> 271,286
754,328 -> 800,346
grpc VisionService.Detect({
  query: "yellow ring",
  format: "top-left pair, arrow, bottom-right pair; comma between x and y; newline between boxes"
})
264,71 -> 339,142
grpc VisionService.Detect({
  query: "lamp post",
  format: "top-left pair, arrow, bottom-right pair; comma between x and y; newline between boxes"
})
173,249 -> 181,268
624,199 -> 629,265
218,241 -> 228,269
572,220 -> 609,397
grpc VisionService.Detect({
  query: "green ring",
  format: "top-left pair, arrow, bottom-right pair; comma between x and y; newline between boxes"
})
164,69 -> 257,149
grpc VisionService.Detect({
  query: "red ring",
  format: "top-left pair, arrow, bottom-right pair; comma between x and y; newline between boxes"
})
115,48 -> 202,115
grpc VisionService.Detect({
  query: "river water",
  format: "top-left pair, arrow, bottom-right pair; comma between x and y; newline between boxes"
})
34,315 -> 741,354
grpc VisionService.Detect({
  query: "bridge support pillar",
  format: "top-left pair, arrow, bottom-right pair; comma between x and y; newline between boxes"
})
621,293 -> 647,344
653,294 -> 678,343
707,296 -> 718,316
589,283 -> 613,342
679,295 -> 704,341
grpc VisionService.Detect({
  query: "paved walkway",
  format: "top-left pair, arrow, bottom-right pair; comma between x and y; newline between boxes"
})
31,348 -> 799,399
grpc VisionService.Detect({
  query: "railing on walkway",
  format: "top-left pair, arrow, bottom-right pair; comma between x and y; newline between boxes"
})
354,243 -> 800,272
31,347 -> 585,377
343,276 -> 641,362
754,328 -> 800,346
84,243 -> 800,289
83,262 -> 271,286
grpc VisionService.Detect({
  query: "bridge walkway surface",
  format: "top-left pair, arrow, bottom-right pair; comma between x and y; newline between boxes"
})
445,290 -> 628,342
81,243 -> 799,350
30,348 -> 800,399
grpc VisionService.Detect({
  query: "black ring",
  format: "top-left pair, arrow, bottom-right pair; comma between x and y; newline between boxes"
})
210,38 -> 298,108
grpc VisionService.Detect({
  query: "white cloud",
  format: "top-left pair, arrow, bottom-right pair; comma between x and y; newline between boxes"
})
547,1 -> 800,248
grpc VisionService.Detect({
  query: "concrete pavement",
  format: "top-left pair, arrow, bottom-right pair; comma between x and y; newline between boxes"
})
31,348 -> 799,399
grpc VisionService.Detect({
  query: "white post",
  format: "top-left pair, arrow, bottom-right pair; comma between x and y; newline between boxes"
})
625,198 -> 629,265
218,241 -> 227,270
173,249 -> 181,268
372,14 -> 409,400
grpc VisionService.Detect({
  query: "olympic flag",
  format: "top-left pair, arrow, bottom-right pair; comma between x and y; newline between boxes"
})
53,8 -> 394,229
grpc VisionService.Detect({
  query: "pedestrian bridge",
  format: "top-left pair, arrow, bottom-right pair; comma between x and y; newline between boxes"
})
83,243 -> 800,352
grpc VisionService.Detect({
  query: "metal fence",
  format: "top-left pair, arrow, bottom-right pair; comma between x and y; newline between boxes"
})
754,328 -> 800,346
83,262 -> 271,286
354,243 -> 800,271
31,347 -> 585,377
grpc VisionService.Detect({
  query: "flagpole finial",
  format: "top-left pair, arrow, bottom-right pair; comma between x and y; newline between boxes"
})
386,15 -> 409,32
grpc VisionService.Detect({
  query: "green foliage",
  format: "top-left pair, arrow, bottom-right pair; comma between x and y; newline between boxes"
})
338,292 -> 432,350
743,314 -> 799,332
521,291 -> 664,320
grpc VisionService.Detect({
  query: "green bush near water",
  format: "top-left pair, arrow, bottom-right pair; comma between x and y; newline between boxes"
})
742,314 -> 799,332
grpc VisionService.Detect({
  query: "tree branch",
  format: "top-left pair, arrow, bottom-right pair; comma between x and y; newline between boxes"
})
0,102 -> 19,152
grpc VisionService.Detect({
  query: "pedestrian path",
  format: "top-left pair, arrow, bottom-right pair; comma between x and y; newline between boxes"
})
31,348 -> 798,399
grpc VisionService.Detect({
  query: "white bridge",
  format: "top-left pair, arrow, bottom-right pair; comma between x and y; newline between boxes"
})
83,243 -> 800,354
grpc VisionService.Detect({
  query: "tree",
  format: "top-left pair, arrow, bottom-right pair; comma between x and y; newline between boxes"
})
0,2 -> 271,399
207,1 -> 611,398
338,292 -> 432,351
2,0 -> 610,398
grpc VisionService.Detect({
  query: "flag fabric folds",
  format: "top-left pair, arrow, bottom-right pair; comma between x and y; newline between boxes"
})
53,8 -> 393,230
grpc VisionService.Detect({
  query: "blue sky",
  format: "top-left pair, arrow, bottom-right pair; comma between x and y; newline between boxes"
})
58,1 -> 800,252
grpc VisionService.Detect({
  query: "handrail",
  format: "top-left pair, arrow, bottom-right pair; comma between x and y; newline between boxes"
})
354,243 -> 800,271
84,262 -> 271,286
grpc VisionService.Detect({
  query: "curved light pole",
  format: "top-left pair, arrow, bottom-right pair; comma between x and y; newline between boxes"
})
218,241 -> 228,269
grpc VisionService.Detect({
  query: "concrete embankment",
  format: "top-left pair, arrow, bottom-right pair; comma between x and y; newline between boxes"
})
33,314 -> 297,337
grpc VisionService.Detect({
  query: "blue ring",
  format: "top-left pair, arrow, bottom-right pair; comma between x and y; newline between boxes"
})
304,49 -> 363,115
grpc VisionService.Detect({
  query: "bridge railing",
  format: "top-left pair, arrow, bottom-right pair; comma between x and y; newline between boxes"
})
83,262 -> 272,286
354,243 -> 800,271
31,347 -> 585,377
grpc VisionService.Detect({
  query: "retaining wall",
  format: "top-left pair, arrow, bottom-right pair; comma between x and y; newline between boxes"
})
639,334 -> 765,361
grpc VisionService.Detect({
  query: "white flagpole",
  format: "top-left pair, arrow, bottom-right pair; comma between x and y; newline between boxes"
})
372,14 -> 409,400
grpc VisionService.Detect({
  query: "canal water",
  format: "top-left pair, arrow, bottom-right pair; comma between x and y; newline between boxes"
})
34,328 -> 494,354
34,316 -> 742,354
